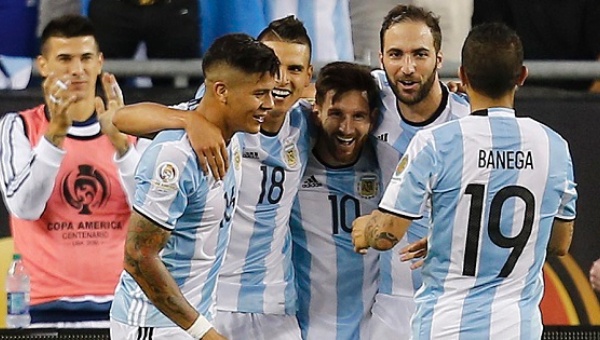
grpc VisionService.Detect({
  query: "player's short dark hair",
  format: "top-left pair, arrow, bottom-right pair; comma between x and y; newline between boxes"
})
40,14 -> 97,55
315,62 -> 380,116
202,33 -> 280,79
380,4 -> 441,53
257,15 -> 312,63
461,22 -> 524,99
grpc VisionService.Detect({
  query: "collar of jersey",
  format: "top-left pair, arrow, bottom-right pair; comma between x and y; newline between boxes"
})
472,107 -> 515,117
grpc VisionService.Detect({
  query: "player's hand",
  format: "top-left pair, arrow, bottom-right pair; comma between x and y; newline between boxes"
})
185,112 -> 229,181
43,73 -> 77,147
446,80 -> 466,94
352,215 -> 371,255
96,73 -> 129,157
201,328 -> 228,340
400,236 -> 427,270
590,259 -> 600,292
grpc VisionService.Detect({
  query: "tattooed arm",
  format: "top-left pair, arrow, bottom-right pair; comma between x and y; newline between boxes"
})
352,209 -> 412,253
124,211 -> 200,329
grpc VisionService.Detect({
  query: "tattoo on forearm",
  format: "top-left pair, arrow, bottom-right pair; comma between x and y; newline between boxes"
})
124,214 -> 195,327
366,214 -> 399,250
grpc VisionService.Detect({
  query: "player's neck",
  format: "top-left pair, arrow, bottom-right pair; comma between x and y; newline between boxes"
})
261,109 -> 286,135
468,89 -> 515,112
397,81 -> 443,123
195,100 -> 232,142
67,98 -> 96,122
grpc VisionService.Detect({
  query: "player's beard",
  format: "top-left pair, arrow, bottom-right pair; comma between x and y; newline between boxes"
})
386,61 -> 438,105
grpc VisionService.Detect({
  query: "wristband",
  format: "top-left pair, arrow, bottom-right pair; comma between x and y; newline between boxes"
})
186,315 -> 213,339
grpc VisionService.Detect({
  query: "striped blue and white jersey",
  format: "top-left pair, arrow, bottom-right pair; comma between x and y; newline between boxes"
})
216,100 -> 313,315
380,108 -> 577,339
371,69 -> 471,297
290,140 -> 385,340
110,118 -> 244,327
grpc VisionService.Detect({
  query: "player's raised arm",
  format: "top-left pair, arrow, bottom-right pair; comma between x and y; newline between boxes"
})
352,209 -> 412,253
113,103 -> 228,180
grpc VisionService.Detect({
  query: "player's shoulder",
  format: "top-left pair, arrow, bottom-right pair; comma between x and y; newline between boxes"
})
170,98 -> 201,111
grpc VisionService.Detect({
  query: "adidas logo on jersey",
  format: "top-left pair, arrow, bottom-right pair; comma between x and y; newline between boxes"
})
301,175 -> 322,188
243,151 -> 259,159
377,133 -> 389,142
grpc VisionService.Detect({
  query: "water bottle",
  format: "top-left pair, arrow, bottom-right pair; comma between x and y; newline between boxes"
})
5,253 -> 31,328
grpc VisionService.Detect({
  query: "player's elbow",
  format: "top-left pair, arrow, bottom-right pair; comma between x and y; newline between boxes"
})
9,203 -> 44,220
547,244 -> 570,257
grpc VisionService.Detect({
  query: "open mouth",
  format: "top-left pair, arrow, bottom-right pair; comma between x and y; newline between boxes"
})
272,88 -> 292,99
399,80 -> 419,89
253,114 -> 266,123
336,135 -> 355,146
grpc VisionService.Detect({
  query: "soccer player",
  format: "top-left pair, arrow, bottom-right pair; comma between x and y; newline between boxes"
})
353,22 -> 577,339
290,61 -> 392,340
368,5 -> 472,338
0,14 -> 137,327
111,17 -> 314,339
108,33 -> 279,340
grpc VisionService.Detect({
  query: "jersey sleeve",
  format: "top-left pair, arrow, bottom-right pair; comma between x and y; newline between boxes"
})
379,130 -> 438,218
556,143 -> 577,220
0,112 -> 65,219
132,138 -> 202,230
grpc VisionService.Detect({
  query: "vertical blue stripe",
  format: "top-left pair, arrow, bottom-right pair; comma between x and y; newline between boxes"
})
290,197 -> 311,339
282,229 -> 297,313
378,251 -> 393,295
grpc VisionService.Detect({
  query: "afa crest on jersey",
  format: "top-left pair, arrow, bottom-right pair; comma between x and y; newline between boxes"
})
283,139 -> 299,168
357,174 -> 379,199
152,161 -> 180,192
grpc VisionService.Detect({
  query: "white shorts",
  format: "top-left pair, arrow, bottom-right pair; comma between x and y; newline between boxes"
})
370,293 -> 415,340
215,311 -> 301,340
110,319 -> 194,340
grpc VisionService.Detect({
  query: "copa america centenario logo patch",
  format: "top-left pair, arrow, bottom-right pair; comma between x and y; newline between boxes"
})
152,161 -> 180,191
234,146 -> 242,171
61,164 -> 110,215
357,174 -> 379,199
394,155 -> 409,178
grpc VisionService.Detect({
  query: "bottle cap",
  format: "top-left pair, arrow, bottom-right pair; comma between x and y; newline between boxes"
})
12,254 -> 21,260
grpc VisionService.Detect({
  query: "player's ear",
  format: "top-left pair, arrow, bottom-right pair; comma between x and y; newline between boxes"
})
517,66 -> 528,87
311,105 -> 323,127
458,66 -> 469,88
36,55 -> 49,78
214,81 -> 228,104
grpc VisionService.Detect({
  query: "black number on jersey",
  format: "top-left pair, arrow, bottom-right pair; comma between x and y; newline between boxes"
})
258,165 -> 285,204
463,184 -> 535,278
329,194 -> 361,234
220,186 -> 236,229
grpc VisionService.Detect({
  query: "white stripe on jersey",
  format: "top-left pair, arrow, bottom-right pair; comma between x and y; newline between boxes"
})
380,108 -> 576,339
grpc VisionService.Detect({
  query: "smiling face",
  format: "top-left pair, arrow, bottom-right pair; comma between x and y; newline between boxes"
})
380,21 -> 441,105
314,89 -> 373,167
37,36 -> 103,102
226,72 -> 276,134
262,40 -> 312,117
